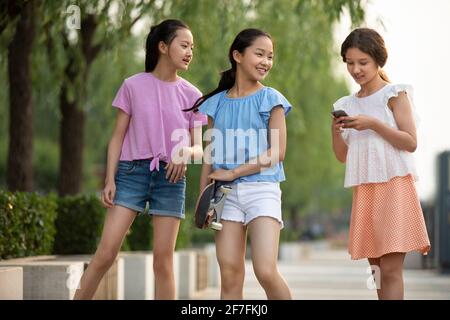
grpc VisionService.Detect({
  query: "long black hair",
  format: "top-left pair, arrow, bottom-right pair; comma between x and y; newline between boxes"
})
184,28 -> 272,112
145,19 -> 190,72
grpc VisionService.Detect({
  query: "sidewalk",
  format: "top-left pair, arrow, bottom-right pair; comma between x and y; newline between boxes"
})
193,244 -> 450,300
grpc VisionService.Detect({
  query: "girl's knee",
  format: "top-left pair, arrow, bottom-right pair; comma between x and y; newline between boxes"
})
253,265 -> 277,285
153,251 -> 173,275
218,259 -> 244,277
219,261 -> 245,286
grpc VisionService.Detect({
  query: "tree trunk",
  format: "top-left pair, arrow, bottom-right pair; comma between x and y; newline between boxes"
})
57,14 -> 99,196
58,78 -> 85,196
6,1 -> 35,192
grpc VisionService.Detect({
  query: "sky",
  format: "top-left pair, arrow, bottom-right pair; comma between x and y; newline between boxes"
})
334,0 -> 450,202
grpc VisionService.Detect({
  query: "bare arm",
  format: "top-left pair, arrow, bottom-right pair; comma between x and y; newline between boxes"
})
102,109 -> 130,207
199,117 -> 214,192
376,92 -> 417,152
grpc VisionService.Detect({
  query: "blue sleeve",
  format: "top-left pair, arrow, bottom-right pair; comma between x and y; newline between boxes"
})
198,92 -> 222,121
259,88 -> 292,122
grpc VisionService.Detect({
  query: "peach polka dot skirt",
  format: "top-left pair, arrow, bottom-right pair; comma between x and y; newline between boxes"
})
349,174 -> 430,260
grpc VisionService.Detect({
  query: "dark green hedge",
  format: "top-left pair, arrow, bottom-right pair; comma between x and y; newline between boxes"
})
127,210 -> 194,251
53,194 -> 106,255
1,191 -> 197,259
126,213 -> 151,251
0,191 -> 57,259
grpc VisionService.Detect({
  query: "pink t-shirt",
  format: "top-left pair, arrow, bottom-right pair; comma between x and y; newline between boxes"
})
112,72 -> 207,171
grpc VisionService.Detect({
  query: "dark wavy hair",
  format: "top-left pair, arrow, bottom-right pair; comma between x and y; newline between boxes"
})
341,28 -> 390,82
184,28 -> 272,112
145,19 -> 189,72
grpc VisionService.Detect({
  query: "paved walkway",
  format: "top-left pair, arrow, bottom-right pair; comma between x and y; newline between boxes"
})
193,244 -> 450,300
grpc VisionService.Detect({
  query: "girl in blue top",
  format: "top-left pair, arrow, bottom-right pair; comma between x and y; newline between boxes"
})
188,28 -> 292,299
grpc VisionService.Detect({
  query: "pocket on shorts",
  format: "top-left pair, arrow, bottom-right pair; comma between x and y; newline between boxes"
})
118,161 -> 136,174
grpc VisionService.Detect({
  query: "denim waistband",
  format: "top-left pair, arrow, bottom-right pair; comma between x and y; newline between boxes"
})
122,159 -> 168,170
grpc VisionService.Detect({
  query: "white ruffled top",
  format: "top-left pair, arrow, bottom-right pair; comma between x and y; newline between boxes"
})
333,83 -> 419,188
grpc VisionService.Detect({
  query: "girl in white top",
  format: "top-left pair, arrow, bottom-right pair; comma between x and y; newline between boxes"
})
331,28 -> 430,300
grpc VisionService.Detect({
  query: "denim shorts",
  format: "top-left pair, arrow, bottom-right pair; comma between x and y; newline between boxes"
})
113,159 -> 186,218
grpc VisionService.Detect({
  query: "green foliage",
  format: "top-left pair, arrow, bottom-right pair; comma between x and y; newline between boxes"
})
33,139 -> 59,192
53,194 -> 105,254
175,214 -> 193,250
0,190 -> 57,259
127,213 -> 152,251
0,139 -> 6,188
126,209 -> 199,251
280,228 -> 302,242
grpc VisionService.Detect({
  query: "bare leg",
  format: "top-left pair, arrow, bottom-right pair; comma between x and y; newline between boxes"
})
248,217 -> 292,300
215,221 -> 247,299
73,206 -> 136,300
152,216 -> 180,300
379,252 -> 406,300
367,257 -> 382,299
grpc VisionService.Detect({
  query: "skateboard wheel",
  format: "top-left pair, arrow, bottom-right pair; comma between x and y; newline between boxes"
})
220,186 -> 232,194
211,221 -> 223,231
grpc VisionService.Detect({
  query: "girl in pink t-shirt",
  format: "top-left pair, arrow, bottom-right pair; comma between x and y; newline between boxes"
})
74,19 -> 207,300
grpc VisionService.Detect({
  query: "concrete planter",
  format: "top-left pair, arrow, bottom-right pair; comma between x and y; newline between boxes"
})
120,252 -> 154,300
0,258 -> 84,300
177,250 -> 197,299
0,254 -> 124,300
0,267 -> 23,299
203,243 -> 220,288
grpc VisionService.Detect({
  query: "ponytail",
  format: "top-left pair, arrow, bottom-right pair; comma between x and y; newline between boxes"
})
378,69 -> 390,82
185,68 -> 236,112
145,26 -> 160,72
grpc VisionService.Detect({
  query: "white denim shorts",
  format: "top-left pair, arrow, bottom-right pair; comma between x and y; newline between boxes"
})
221,182 -> 283,229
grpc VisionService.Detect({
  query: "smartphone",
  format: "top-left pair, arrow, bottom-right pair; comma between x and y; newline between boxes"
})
331,110 -> 351,123
331,110 -> 348,118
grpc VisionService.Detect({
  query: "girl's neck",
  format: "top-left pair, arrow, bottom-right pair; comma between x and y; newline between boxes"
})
358,75 -> 387,97
151,60 -> 179,82
228,74 -> 263,98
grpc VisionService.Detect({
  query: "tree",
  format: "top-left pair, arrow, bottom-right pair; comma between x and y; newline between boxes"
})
2,0 -> 38,191
43,0 -> 157,195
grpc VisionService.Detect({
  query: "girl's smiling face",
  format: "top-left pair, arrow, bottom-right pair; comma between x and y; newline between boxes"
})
345,47 -> 380,85
163,28 -> 194,71
234,36 -> 274,81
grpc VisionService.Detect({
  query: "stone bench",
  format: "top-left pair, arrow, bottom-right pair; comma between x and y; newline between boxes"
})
0,259 -> 83,300
0,267 -> 23,299
176,250 -> 196,299
49,254 -> 124,300
203,243 -> 220,288
119,252 -> 154,300
0,254 -> 124,300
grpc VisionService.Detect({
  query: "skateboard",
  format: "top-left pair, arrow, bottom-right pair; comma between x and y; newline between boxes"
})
194,181 -> 232,231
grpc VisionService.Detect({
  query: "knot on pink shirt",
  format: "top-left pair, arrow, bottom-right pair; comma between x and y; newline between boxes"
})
150,156 -> 161,171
